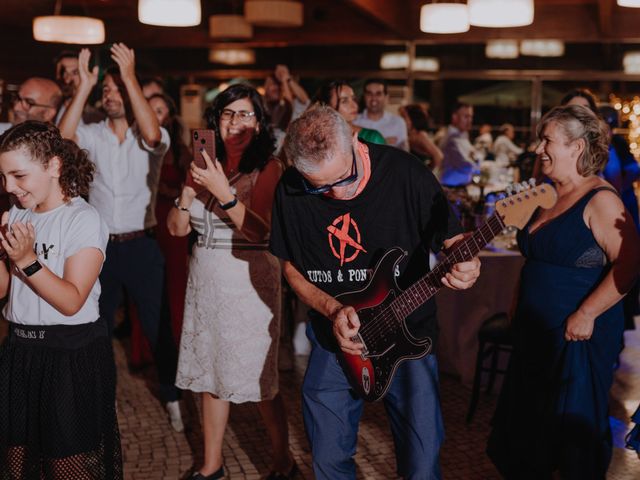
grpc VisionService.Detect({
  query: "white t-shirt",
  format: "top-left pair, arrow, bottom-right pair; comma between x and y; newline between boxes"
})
3,197 -> 109,326
76,121 -> 170,234
354,110 -> 409,151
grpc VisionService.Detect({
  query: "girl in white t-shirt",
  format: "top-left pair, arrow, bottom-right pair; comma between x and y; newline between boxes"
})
0,121 -> 122,479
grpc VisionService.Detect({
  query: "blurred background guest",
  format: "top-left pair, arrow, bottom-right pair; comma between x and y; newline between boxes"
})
439,102 -> 478,187
399,103 -> 443,170
54,50 -> 104,125
313,80 -> 385,145
148,93 -> 190,343
355,78 -> 408,150
474,123 -> 493,160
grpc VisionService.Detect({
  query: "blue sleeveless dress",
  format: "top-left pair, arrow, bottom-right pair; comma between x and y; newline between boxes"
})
488,187 -> 624,479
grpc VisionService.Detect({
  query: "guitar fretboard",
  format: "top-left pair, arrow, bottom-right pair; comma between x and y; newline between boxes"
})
390,213 -> 506,320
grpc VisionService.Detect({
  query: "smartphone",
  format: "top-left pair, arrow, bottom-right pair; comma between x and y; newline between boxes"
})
185,129 -> 216,190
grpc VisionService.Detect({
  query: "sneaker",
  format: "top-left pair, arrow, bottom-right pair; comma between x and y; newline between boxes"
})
166,400 -> 184,433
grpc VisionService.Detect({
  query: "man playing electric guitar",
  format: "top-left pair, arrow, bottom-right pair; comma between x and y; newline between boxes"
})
270,106 -> 481,480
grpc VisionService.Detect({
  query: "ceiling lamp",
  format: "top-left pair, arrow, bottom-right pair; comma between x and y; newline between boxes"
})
413,57 -> 440,72
380,53 -> 440,72
380,52 -> 409,70
623,52 -> 640,73
520,39 -> 564,57
209,48 -> 256,65
32,0 -> 104,44
209,15 -> 253,39
245,1 -> 303,27
468,0 -> 534,28
138,0 -> 201,27
33,15 -> 105,44
420,3 -> 470,34
618,1 -> 640,7
485,40 -> 519,59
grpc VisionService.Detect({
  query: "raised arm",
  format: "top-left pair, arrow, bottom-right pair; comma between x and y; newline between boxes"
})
565,189 -> 640,341
275,65 -> 309,105
167,185 -> 196,237
110,43 -> 162,146
58,48 -> 98,141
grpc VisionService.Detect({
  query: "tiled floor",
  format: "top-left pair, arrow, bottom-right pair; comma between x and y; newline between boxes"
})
116,320 -> 640,479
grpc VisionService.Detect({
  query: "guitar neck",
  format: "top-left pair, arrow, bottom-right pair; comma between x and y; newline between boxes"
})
391,213 -> 506,319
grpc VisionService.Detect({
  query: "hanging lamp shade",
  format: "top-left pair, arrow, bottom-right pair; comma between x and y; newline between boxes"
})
138,0 -> 201,27
420,3 -> 470,34
413,57 -> 440,72
468,0 -> 534,28
208,48 -> 256,65
618,1 -> 640,7
209,15 -> 253,39
33,16 -> 105,44
520,40 -> 564,57
485,40 -> 519,59
244,0 -> 303,27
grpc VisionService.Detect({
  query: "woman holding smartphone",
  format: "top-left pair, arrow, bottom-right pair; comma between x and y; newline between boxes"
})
167,84 -> 295,480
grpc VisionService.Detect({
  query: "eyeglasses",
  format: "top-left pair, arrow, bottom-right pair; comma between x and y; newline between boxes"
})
219,109 -> 256,123
301,150 -> 358,195
11,93 -> 56,111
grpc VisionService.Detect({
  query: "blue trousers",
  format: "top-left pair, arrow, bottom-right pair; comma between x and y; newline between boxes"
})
99,235 -> 179,402
302,323 -> 444,480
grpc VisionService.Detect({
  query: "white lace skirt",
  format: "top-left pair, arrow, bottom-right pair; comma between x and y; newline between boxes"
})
175,245 -> 281,403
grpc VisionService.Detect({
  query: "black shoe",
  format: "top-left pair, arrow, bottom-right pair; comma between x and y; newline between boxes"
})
191,466 -> 224,479
265,461 -> 298,480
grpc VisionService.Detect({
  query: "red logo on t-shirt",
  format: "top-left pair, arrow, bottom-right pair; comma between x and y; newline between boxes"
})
326,213 -> 367,266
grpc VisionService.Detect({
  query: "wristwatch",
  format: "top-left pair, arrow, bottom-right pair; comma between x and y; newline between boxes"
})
22,259 -> 43,277
219,196 -> 238,210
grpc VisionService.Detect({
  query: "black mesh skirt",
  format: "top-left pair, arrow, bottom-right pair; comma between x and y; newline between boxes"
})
0,319 -> 123,479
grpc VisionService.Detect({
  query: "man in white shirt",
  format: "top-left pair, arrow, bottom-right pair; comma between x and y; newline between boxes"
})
59,43 -> 183,430
439,103 -> 479,187
354,79 -> 408,151
54,50 -> 105,126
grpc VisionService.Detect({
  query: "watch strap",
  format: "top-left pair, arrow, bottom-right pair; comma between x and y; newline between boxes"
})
22,259 -> 42,277
219,196 -> 238,211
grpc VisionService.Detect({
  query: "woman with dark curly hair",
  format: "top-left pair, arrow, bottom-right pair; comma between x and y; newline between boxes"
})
0,121 -> 122,479
487,105 -> 640,479
168,84 -> 295,480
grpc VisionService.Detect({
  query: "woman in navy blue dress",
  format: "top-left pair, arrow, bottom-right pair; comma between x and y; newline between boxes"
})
487,105 -> 640,479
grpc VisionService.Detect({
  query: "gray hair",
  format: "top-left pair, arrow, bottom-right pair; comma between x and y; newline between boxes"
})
283,105 -> 353,174
538,105 -> 609,177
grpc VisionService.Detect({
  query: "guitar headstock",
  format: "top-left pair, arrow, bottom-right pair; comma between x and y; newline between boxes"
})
495,179 -> 557,229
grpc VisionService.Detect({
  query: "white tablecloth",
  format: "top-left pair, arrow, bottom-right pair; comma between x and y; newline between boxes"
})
435,249 -> 525,385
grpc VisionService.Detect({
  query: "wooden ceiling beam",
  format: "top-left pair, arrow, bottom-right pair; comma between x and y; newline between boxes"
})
343,0 -> 413,39
597,0 -> 614,37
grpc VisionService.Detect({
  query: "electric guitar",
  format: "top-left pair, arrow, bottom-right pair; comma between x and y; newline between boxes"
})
336,180 -> 557,401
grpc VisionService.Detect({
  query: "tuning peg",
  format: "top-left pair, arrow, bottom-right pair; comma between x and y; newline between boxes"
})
528,178 -> 537,187
505,185 -> 513,196
521,181 -> 530,190
514,183 -> 523,193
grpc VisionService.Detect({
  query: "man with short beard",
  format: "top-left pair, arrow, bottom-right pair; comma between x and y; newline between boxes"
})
2,78 -> 62,135
354,79 -> 408,151
59,43 -> 183,432
54,50 -> 104,125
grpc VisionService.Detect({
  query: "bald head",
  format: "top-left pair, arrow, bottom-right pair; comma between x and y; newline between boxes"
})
12,77 -> 62,125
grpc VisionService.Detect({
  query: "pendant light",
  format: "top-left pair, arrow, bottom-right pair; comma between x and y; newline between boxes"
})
468,0 -> 534,28
138,0 -> 202,27
420,2 -> 470,34
33,0 -> 105,44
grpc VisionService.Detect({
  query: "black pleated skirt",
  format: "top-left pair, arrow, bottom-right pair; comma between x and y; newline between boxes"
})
0,318 -> 123,479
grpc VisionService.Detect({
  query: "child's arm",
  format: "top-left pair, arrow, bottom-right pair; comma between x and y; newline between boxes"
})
0,260 -> 10,299
1,221 -> 103,317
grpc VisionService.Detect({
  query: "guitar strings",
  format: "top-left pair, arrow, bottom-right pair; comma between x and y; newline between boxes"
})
356,215 -> 505,346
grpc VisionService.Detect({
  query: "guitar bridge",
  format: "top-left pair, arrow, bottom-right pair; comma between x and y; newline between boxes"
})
351,333 -> 369,358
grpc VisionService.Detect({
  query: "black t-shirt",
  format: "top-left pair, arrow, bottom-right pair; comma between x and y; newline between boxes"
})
270,142 -> 463,350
